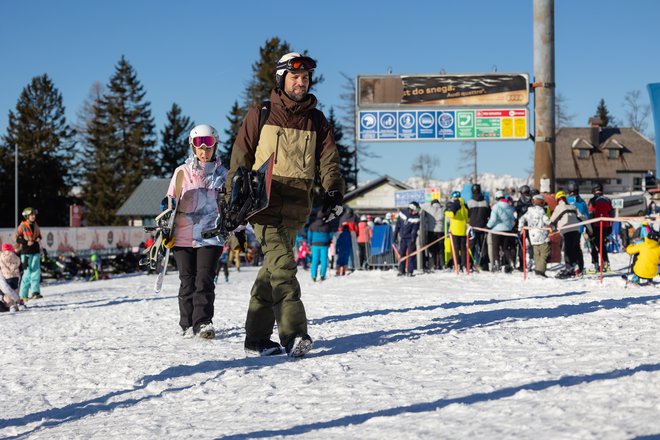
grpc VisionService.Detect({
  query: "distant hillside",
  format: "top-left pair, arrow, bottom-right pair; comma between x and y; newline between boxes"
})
405,173 -> 532,198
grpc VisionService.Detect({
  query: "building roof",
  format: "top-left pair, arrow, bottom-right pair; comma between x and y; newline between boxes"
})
343,175 -> 412,203
555,127 -> 655,180
116,178 -> 170,217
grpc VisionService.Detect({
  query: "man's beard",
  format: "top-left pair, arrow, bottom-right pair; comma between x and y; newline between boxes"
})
286,87 -> 308,102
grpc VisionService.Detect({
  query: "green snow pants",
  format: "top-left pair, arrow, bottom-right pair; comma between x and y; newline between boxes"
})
245,224 -> 308,348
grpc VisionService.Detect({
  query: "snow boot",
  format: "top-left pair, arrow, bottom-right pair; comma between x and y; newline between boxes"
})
244,339 -> 283,356
286,334 -> 313,358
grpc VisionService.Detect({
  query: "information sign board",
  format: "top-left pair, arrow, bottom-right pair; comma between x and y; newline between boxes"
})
358,108 -> 528,141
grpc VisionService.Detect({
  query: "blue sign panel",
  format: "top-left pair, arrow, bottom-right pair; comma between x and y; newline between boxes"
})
359,112 -> 378,140
398,112 -> 416,139
437,111 -> 456,139
417,111 -> 436,139
394,189 -> 426,207
379,112 -> 397,139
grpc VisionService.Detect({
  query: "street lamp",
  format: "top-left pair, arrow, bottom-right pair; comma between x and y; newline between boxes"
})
14,142 -> 18,228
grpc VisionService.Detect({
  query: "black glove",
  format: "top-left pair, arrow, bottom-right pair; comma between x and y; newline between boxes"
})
321,189 -> 343,223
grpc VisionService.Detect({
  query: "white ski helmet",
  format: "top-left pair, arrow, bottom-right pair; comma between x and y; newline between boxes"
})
189,124 -> 219,157
275,52 -> 316,91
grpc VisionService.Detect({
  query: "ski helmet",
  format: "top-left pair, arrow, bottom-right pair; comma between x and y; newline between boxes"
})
519,185 -> 531,196
22,207 -> 37,219
647,228 -> 660,242
567,182 -> 579,194
275,52 -> 316,91
408,201 -> 420,211
592,182 -> 603,194
471,183 -> 481,194
494,190 -> 505,199
555,190 -> 567,201
189,124 -> 219,158
532,194 -> 545,205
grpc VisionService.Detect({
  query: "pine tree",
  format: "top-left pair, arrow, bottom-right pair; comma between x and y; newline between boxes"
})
243,37 -> 323,109
219,101 -> 245,166
159,103 -> 193,177
0,74 -> 76,226
81,56 -> 157,225
244,37 -> 293,108
327,107 -> 357,190
596,98 -> 616,127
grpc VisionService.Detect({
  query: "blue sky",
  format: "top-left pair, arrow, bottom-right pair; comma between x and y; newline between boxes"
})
1,0 -> 658,183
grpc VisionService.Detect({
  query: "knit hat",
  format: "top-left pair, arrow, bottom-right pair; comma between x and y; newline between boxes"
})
2,243 -> 14,252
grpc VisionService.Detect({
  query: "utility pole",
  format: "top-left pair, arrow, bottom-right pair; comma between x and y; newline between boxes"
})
533,0 -> 556,192
473,141 -> 477,182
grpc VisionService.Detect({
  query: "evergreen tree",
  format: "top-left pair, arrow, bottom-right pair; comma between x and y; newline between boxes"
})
596,98 -> 616,127
244,37 -> 292,108
243,37 -> 323,109
327,107 -> 357,190
0,74 -> 76,226
81,56 -> 157,225
159,103 -> 193,176
219,100 -> 245,166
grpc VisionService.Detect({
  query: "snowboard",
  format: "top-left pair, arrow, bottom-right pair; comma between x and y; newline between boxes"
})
202,153 -> 274,240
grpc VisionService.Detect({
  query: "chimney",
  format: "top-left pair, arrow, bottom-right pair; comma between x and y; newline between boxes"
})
588,116 -> 602,148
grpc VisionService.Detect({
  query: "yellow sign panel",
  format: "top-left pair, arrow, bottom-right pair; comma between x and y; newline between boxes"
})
514,117 -> 527,137
501,118 -> 513,137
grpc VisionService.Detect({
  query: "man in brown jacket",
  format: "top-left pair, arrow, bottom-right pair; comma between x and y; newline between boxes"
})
228,52 -> 344,357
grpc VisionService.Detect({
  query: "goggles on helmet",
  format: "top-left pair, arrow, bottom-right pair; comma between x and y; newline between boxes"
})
277,56 -> 316,72
191,136 -> 216,149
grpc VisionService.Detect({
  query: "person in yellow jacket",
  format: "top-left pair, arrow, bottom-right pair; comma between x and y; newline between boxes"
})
445,191 -> 469,271
625,229 -> 660,284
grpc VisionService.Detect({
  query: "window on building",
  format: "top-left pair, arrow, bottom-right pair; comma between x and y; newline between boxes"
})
633,177 -> 643,191
577,149 -> 589,159
608,149 -> 620,159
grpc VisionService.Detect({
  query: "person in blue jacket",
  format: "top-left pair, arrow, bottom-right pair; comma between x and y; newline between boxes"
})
307,211 -> 334,281
394,201 -> 421,276
335,223 -> 353,276
487,190 -> 517,272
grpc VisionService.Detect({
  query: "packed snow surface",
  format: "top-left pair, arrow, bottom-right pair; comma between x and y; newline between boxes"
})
2,253 -> 660,439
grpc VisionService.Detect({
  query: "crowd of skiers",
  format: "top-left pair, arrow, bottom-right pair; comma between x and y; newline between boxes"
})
314,182 -> 659,286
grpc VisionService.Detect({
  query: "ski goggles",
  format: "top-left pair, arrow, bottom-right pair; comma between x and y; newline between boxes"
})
191,136 -> 216,149
276,56 -> 316,72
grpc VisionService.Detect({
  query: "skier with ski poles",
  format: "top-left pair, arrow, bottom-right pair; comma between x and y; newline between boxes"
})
165,124 -> 227,339
228,52 -> 344,357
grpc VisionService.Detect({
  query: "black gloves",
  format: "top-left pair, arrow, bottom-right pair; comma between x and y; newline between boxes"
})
321,189 -> 344,223
234,230 -> 247,251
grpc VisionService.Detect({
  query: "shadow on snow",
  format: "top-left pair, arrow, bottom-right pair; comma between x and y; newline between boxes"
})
2,293 -> 659,437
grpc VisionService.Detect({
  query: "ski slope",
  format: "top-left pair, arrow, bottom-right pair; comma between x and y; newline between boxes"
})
2,253 -> 659,439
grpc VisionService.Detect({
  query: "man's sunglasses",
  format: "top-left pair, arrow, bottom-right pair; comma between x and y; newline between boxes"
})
277,56 -> 316,72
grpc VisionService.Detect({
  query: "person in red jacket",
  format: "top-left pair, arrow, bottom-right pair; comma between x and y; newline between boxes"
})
587,183 -> 614,272
356,215 -> 372,269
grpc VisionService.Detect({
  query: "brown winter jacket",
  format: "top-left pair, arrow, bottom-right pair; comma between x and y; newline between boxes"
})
228,89 -> 344,229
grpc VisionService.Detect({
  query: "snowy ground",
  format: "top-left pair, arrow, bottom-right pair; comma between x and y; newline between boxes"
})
2,253 -> 660,440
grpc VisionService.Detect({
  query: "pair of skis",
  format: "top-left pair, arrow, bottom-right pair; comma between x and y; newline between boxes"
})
140,170 -> 184,293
